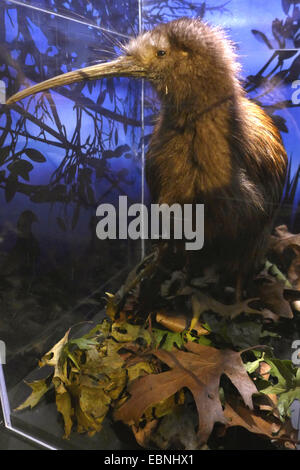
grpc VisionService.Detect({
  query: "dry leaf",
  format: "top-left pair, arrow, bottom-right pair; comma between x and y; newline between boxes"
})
270,225 -> 300,291
259,361 -> 271,380
39,329 -> 70,386
224,400 -> 296,444
79,385 -> 111,421
111,321 -> 152,346
114,343 -> 257,445
56,387 -> 74,439
105,292 -> 117,320
257,278 -> 293,319
270,225 -> 300,255
127,361 -> 155,383
131,420 -> 159,448
15,377 -> 51,411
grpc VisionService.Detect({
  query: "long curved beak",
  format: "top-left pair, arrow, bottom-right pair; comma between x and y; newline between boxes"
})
6,56 -> 148,105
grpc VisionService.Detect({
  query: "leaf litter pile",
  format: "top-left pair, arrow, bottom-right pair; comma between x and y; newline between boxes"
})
16,225 -> 300,449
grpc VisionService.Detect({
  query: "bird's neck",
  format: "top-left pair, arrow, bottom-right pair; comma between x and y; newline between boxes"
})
161,88 -> 237,126
148,91 -> 241,203
190,94 -> 236,192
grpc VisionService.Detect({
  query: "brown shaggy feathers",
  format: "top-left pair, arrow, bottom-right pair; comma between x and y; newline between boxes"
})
129,17 -> 288,284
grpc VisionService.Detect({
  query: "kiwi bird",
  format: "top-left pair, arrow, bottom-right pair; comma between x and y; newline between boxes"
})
6,17 -> 288,295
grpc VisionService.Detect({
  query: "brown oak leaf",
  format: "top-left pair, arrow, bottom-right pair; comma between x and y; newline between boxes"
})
224,400 -> 297,446
257,278 -> 294,319
270,225 -> 300,255
114,343 -> 257,445
270,225 -> 300,290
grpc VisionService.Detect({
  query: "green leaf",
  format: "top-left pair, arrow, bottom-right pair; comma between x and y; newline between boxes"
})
257,357 -> 298,403
264,260 -> 292,288
277,387 -> 300,419
201,322 -> 212,333
245,353 -> 265,374
265,358 -> 296,391
296,367 -> 300,386
163,331 -> 184,351
62,337 -> 99,369
195,335 -> 212,346
152,328 -> 168,348
85,320 -> 111,339
260,330 -> 280,339
152,329 -> 185,350
68,337 -> 99,350
111,322 -> 152,346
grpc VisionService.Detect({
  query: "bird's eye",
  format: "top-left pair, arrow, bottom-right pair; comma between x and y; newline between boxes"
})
157,50 -> 166,57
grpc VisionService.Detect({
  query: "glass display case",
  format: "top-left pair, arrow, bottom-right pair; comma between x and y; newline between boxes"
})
0,0 -> 300,450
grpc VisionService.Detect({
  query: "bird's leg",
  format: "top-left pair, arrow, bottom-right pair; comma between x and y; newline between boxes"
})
235,272 -> 245,302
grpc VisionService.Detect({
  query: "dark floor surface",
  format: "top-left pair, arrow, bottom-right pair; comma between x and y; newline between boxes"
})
0,424 -> 43,450
0,406 -> 42,450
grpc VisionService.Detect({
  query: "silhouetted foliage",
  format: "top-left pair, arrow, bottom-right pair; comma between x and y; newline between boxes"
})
245,1 -> 300,128
0,0 -> 143,228
241,1 -> 300,222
